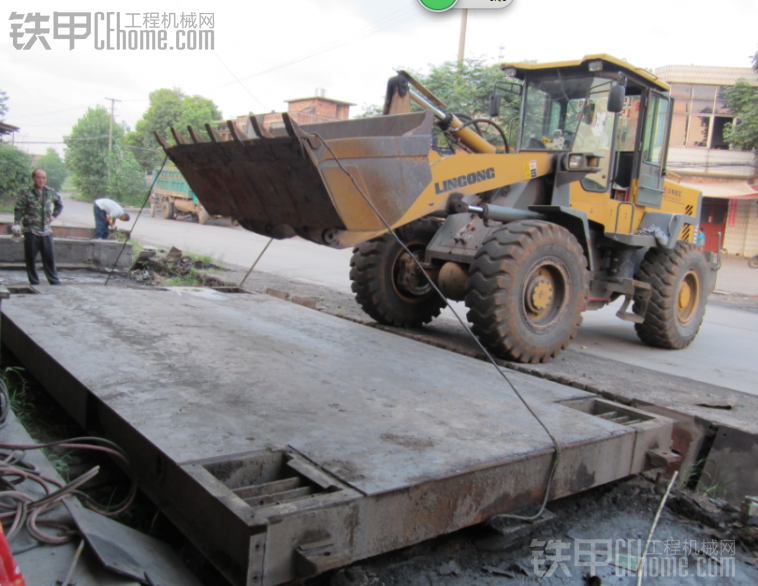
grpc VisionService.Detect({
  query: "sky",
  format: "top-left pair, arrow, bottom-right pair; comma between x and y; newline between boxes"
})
1,0 -> 756,156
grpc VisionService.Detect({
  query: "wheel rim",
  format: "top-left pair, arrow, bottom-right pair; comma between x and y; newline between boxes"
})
677,269 -> 700,325
520,258 -> 569,330
392,243 -> 432,301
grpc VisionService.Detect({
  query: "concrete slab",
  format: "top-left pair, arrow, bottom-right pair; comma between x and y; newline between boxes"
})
0,235 -> 133,270
1,285 -> 676,585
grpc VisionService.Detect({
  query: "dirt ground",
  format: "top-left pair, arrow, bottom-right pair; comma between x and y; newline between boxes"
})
3,263 -> 758,585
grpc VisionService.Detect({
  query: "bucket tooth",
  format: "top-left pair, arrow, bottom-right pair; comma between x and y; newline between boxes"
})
227,120 -> 246,143
281,113 -> 297,138
156,111 -> 435,246
153,131 -> 171,149
170,127 -> 188,145
249,115 -> 273,139
187,126 -> 206,144
204,123 -> 221,143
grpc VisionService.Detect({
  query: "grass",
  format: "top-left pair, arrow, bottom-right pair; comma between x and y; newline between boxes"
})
684,457 -> 732,500
185,250 -> 224,269
163,269 -> 205,287
112,230 -> 144,258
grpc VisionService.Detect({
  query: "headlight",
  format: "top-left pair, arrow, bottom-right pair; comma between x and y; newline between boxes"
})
588,60 -> 603,72
567,154 -> 584,169
503,67 -> 517,77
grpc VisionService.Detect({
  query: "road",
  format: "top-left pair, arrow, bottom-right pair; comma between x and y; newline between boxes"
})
55,195 -> 757,396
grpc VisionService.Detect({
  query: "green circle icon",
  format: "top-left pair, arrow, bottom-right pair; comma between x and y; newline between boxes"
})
417,0 -> 458,12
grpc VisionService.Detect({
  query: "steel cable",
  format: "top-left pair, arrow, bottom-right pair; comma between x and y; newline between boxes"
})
104,155 -> 169,286
305,132 -> 563,521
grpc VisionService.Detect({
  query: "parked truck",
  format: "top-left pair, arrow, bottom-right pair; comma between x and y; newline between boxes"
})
153,163 -> 211,224
155,54 -> 720,363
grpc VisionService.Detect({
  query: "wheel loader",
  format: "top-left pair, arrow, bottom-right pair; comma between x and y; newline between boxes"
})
155,54 -> 719,363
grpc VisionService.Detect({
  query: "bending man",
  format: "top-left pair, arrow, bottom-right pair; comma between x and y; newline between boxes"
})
94,198 -> 130,240
13,169 -> 63,286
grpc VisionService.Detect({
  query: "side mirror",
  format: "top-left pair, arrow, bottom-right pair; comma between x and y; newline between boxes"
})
608,85 -> 626,113
489,94 -> 501,118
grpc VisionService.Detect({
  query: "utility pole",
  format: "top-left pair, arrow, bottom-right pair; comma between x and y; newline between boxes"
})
105,97 -> 121,151
457,9 -> 468,68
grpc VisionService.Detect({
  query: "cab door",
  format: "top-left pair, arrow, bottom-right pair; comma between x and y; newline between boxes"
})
635,90 -> 671,208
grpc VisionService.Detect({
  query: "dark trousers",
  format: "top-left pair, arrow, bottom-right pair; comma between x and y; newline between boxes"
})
94,204 -> 110,239
23,232 -> 60,285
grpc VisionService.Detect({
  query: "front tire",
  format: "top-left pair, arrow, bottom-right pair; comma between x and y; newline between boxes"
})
465,220 -> 588,363
634,243 -> 709,349
349,223 -> 445,327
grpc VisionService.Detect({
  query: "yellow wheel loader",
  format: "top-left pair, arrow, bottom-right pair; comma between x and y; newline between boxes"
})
155,54 -> 719,363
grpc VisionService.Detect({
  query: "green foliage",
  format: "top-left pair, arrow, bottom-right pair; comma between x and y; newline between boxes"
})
106,144 -> 146,206
723,80 -> 758,153
65,106 -> 123,201
35,148 -> 69,191
0,89 -> 8,120
0,143 -> 32,205
126,88 -> 222,172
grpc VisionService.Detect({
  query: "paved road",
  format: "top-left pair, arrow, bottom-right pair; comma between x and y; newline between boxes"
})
45,195 -> 758,396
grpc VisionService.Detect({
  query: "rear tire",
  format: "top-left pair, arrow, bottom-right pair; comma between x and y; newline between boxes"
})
161,200 -> 175,220
349,223 -> 445,327
749,254 -> 758,269
198,206 -> 210,225
465,220 -> 588,363
634,243 -> 708,349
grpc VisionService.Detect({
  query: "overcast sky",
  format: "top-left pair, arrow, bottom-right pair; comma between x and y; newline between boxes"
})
2,0 -> 756,155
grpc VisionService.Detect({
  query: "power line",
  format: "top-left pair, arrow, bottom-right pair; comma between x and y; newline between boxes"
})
220,7 -> 422,87
213,52 -> 269,111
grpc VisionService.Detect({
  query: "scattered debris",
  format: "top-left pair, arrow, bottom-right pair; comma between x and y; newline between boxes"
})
128,246 -> 222,285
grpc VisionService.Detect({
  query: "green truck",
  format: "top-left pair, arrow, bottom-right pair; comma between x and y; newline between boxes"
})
153,164 -> 211,224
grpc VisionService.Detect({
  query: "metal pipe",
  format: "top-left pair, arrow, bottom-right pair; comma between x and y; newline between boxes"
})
467,204 -> 543,223
409,88 -> 497,154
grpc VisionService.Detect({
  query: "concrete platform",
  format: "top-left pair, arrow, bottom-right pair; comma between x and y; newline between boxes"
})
0,285 -> 675,586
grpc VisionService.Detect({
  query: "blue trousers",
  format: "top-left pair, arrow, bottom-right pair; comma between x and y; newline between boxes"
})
94,204 -> 110,239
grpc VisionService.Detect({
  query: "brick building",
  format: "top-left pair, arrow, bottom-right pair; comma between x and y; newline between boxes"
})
216,89 -> 354,140
654,64 -> 758,255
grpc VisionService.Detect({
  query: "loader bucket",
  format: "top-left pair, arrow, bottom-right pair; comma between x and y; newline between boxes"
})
156,110 -> 435,247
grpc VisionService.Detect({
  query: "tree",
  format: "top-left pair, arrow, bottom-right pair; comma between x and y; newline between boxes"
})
35,148 -> 68,191
723,47 -> 758,155
0,89 -> 8,121
0,144 -> 31,206
64,106 -> 123,201
106,144 -> 146,206
125,88 -> 222,173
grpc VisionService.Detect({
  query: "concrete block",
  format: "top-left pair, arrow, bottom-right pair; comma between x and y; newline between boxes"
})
291,295 -> 319,308
264,288 -> 290,300
0,236 -> 132,270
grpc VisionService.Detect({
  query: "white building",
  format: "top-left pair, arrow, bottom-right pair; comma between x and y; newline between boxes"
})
654,64 -> 758,255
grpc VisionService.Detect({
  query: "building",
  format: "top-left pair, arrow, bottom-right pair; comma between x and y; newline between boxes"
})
654,65 -> 758,255
0,121 -> 20,143
215,89 -> 355,141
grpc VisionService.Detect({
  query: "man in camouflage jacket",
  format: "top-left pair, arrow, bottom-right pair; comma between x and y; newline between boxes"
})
13,169 -> 63,286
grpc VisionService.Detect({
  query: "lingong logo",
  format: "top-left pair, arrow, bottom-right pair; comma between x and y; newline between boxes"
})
434,168 -> 495,194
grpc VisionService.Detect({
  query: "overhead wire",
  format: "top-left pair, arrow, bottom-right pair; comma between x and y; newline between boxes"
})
220,7 -> 423,87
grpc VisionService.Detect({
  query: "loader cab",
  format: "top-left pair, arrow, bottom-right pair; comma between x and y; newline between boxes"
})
503,55 -> 672,224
